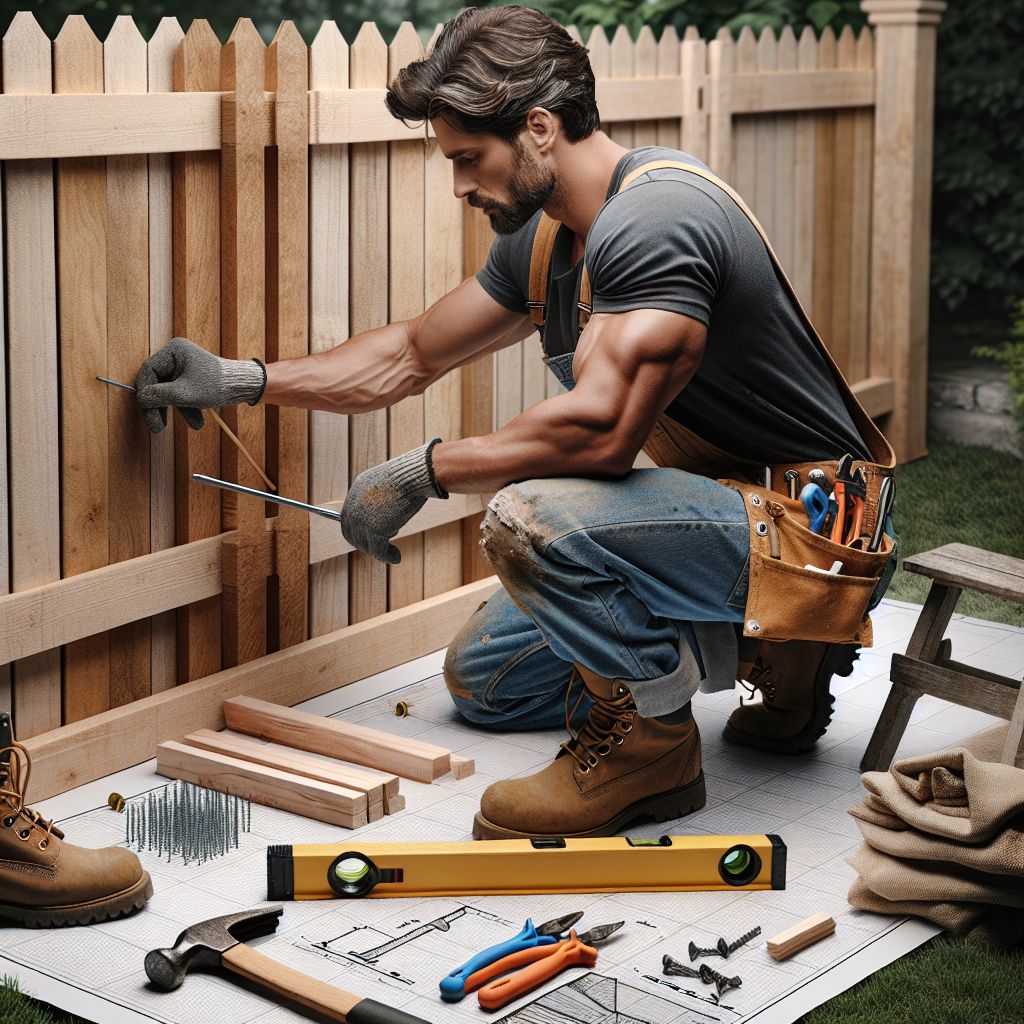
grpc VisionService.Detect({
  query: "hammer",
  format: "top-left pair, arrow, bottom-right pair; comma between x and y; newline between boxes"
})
145,905 -> 431,1023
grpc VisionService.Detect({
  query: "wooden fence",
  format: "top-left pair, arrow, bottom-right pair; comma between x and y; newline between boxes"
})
0,1 -> 944,797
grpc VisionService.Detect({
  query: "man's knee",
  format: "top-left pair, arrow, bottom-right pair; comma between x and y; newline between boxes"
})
480,484 -> 551,591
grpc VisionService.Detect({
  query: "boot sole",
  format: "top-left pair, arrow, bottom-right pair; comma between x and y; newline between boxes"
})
471,772 -> 706,841
0,871 -> 153,928
722,644 -> 859,755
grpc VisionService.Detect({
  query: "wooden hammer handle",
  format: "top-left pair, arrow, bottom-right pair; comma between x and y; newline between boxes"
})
222,943 -> 430,1023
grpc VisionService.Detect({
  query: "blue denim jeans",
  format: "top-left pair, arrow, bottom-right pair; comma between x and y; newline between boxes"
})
444,468 -> 751,729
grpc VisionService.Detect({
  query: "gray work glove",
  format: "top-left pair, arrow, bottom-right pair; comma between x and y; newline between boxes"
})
135,336 -> 267,434
340,439 -> 447,564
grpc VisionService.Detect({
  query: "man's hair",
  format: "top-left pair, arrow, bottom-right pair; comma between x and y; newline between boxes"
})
385,6 -> 599,143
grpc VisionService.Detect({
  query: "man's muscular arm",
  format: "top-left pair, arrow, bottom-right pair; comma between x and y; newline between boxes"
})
432,307 -> 707,493
263,277 -> 531,414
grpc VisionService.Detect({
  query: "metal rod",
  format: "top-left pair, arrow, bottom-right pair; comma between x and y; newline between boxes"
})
96,375 -> 278,493
191,473 -> 342,522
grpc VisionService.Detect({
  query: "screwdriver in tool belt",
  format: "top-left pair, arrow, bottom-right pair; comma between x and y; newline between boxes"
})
474,922 -> 625,1011
439,911 -> 584,1002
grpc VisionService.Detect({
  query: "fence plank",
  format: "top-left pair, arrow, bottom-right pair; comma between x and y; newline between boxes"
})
349,23 -> 389,622
173,20 -> 222,683
680,33 -> 706,162
792,26 -> 818,310
733,26 -> 757,202
308,21 -> 350,637
812,28 -> 837,342
772,26 -> 797,277
55,15 -> 110,724
148,17 -> 182,693
829,25 -> 857,375
266,21 -> 309,650
387,23 -> 426,610
754,28 -> 777,240
105,15 -> 152,709
3,12 -> 62,735
422,26 -> 465,600
633,26 -> 658,148
609,25 -> 634,149
707,27 -> 734,179
848,27 -> 874,385
220,19 -> 268,667
657,26 -> 681,151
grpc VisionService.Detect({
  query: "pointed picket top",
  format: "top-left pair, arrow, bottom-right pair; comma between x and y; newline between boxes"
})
54,15 -> 102,93
635,24 -> 657,75
149,18 -> 183,93
425,23 -> 444,55
657,24 -> 679,78
757,23 -> 777,70
389,21 -> 423,79
267,21 -> 307,94
350,21 -> 387,89
311,21 -> 347,90
104,15 -> 146,93
223,18 -> 265,96
3,11 -> 52,93
836,23 -> 856,69
684,25 -> 700,42
175,19 -> 220,92
611,22 -> 633,77
797,24 -> 818,70
715,25 -> 733,44
736,23 -> 757,74
817,25 -> 837,68
777,24 -> 797,68
586,25 -> 611,76
854,24 -> 874,69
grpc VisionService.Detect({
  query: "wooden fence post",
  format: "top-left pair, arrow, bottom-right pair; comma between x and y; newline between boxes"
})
861,0 -> 946,461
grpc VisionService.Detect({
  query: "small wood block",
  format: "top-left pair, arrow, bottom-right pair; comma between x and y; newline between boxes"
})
156,740 -> 367,829
766,913 -> 836,961
450,755 -> 475,780
387,793 -> 406,813
223,695 -> 451,782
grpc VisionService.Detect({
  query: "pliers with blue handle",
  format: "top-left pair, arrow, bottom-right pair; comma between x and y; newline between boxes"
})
439,910 -> 584,1002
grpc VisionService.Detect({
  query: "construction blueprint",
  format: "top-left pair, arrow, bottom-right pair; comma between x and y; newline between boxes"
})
2,602 -> 980,1024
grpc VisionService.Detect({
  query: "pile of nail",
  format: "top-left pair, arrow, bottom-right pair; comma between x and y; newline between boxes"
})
125,781 -> 251,865
662,926 -> 761,995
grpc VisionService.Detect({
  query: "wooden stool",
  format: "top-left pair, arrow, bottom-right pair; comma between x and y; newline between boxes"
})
860,543 -> 1024,771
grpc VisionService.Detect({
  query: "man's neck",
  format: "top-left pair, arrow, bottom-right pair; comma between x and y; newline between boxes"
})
543,131 -> 630,247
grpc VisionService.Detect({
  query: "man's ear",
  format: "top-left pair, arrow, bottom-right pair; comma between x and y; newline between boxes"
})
524,107 -> 558,154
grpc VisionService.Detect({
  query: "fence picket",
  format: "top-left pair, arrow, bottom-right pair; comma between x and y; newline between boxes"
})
680,32 -> 707,163
754,27 -> 777,239
348,23 -> 389,621
830,25 -> 857,375
634,26 -> 658,148
812,27 -> 837,343
610,25 -> 634,149
3,12 -> 62,736
309,21 -> 350,636
148,17 -> 182,693
849,27 -> 874,384
707,27 -> 734,178
733,26 -> 757,201
657,26 -> 680,151
773,26 -> 798,276
792,25 -> 818,309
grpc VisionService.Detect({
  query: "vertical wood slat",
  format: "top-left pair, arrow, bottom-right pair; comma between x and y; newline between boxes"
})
55,16 -> 110,724
812,28 -> 837,341
633,26 -> 658,148
848,27 -> 875,385
680,31 -> 707,163
265,22 -> 309,648
104,15 -> 151,708
220,19 -> 268,667
173,20 -> 222,684
3,12 -> 62,736
707,27 -> 734,179
588,27 -> 611,137
348,24 -> 389,621
609,25 -> 634,149
308,21 -> 350,636
792,26 -> 818,310
754,28 -> 777,242
732,27 -> 757,202
773,27 -> 798,276
387,23 -> 426,610
148,17 -> 182,693
657,26 -> 681,151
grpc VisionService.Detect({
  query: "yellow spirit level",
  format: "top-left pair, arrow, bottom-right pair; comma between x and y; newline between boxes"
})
267,834 -> 785,900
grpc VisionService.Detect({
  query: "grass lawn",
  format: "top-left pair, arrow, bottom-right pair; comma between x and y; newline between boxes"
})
3,441 -> 1022,1024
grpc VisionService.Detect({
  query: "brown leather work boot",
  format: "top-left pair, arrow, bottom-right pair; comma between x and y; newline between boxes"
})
472,665 -> 705,840
0,730 -> 152,927
722,640 -> 859,754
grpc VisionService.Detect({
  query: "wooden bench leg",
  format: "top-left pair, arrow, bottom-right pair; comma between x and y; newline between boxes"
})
1001,684 -> 1024,769
860,682 -> 921,772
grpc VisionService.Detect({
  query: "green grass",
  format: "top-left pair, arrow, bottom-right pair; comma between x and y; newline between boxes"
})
885,442 -> 1024,627
0,977 -> 85,1024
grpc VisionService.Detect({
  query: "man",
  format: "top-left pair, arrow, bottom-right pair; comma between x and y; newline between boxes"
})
136,6 -> 890,842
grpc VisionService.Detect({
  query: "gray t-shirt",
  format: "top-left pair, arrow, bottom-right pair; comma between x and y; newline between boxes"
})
476,146 -> 869,464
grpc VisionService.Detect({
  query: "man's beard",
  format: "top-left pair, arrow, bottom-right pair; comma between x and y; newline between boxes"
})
469,141 -> 556,235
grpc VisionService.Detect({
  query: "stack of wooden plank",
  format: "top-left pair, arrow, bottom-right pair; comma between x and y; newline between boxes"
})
155,695 -> 474,829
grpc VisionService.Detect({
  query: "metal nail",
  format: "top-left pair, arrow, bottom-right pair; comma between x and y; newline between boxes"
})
663,955 -> 701,979
689,940 -> 724,961
726,926 -> 762,956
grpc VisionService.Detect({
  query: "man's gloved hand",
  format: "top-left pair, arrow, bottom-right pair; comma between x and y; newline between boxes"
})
135,336 -> 267,434
341,439 -> 448,564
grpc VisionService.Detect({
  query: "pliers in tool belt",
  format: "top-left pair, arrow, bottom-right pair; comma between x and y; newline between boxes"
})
472,920 -> 624,1011
439,911 -> 584,1002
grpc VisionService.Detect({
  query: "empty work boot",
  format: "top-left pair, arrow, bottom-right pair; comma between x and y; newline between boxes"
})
473,665 -> 705,840
0,734 -> 152,927
722,640 -> 859,755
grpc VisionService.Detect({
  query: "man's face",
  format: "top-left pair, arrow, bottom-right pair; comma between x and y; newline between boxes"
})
432,117 -> 555,235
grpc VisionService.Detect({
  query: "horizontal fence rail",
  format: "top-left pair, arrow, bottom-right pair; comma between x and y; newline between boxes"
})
0,3 -> 943,764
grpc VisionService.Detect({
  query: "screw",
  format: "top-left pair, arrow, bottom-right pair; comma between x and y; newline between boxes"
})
699,964 -> 742,995
688,940 -> 725,961
662,955 -> 701,979
725,926 -> 761,957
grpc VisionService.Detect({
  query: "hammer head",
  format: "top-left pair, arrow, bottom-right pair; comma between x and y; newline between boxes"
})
145,905 -> 283,991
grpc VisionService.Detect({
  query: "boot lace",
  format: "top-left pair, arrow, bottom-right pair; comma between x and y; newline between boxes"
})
1,742 -> 57,849
559,669 -> 636,774
739,661 -> 776,706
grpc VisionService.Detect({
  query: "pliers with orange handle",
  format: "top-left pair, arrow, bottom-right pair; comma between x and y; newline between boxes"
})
472,921 -> 624,1011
